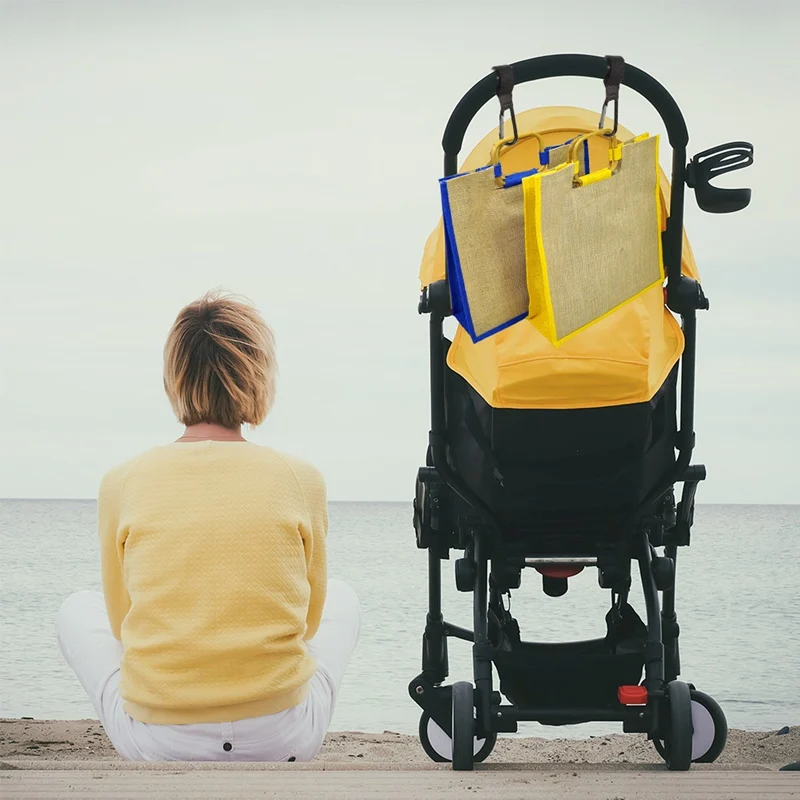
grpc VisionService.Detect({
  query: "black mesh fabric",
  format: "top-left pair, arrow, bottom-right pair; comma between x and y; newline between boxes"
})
444,359 -> 678,542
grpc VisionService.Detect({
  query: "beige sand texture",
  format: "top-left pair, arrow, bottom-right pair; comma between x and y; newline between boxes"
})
2,720 -> 798,800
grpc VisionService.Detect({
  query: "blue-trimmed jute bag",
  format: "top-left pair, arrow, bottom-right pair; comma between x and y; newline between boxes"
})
440,133 -> 589,343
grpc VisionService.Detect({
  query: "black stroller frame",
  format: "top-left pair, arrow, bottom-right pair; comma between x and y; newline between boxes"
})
410,54 -> 753,771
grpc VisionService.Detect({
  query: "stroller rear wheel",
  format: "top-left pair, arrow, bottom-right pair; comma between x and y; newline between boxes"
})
661,680 -> 694,770
418,710 -> 497,765
653,689 -> 728,764
451,681 -> 477,771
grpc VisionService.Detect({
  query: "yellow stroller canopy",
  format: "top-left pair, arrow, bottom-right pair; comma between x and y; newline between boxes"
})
420,106 -> 700,410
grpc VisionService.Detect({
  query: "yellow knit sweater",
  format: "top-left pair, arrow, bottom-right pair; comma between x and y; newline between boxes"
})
98,442 -> 327,725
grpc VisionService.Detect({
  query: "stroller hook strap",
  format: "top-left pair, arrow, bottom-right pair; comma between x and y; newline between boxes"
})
492,64 -> 518,144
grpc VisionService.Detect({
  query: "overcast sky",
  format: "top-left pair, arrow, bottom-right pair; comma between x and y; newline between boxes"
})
0,0 -> 797,502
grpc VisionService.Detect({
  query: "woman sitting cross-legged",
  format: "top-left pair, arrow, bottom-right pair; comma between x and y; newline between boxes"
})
56,291 -> 361,761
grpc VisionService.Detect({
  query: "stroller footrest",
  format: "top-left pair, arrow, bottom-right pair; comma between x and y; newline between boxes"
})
495,704 -> 647,725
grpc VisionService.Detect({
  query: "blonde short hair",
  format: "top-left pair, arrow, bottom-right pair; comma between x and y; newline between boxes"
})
163,291 -> 276,428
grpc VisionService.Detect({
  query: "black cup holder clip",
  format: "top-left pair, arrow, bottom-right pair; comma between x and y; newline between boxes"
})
686,141 -> 754,214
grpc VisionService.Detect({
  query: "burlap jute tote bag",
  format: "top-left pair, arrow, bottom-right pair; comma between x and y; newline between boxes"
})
522,133 -> 664,346
441,132 -> 568,343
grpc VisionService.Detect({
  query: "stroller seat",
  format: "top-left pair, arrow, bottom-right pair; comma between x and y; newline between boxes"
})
409,54 -> 753,773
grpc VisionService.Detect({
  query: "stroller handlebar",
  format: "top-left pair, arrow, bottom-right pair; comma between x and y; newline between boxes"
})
441,54 -> 689,175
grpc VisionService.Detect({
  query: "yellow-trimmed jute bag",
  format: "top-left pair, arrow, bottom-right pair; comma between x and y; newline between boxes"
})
522,131 -> 665,345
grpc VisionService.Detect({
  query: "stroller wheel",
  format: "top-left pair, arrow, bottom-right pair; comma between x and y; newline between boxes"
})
653,689 -> 728,764
418,711 -> 496,764
451,681 -> 477,771
661,680 -> 693,770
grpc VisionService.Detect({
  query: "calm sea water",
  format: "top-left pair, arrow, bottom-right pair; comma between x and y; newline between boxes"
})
1,501 -> 798,738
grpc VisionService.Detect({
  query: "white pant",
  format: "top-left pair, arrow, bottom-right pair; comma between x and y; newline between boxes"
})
55,580 -> 361,762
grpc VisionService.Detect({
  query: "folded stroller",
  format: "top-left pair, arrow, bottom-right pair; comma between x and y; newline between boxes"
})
409,54 -> 754,771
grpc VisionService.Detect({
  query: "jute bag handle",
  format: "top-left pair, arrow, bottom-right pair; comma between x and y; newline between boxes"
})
565,129 -> 627,187
490,132 -> 546,187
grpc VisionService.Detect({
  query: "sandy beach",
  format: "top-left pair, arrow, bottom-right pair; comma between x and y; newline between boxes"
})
0,718 -> 797,767
2,719 -> 798,799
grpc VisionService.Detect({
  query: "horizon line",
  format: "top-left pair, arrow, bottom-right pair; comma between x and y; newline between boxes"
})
1,498 -> 798,506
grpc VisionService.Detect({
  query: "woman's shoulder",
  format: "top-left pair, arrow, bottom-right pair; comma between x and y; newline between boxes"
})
262,448 -> 325,486
222,446 -> 327,513
98,447 -> 163,492
97,450 -> 152,502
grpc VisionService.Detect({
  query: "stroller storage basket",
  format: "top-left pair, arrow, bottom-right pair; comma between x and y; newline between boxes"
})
491,605 -> 647,713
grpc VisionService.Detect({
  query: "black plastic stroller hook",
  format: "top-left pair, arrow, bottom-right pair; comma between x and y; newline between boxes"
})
599,55 -> 625,135
493,64 -> 518,144
686,142 -> 754,213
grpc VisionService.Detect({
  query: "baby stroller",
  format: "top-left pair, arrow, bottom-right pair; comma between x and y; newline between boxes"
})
409,54 -> 753,771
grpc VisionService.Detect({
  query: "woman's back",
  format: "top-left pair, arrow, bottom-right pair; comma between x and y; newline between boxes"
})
100,442 -> 327,725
